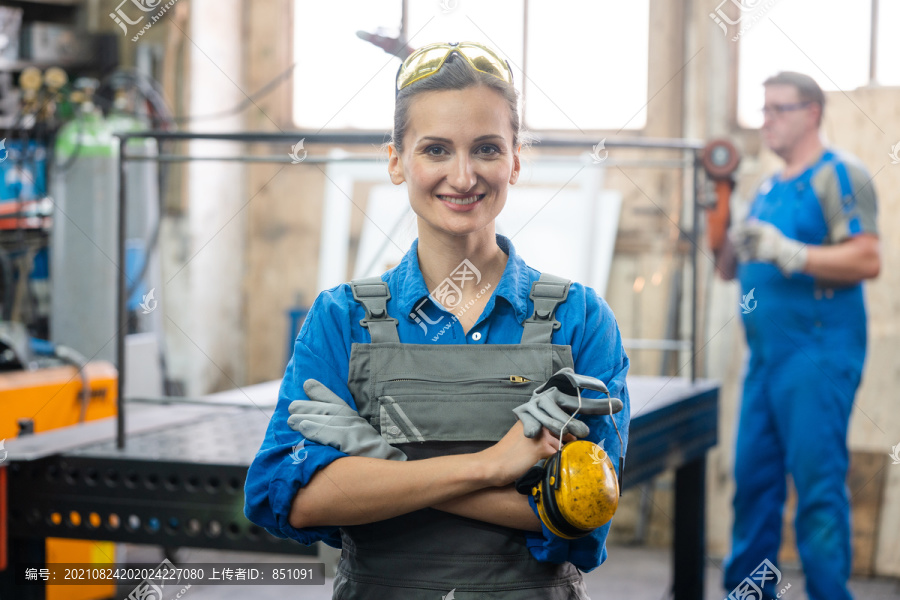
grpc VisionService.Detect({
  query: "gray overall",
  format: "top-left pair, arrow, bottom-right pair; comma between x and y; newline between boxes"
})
331,273 -> 592,599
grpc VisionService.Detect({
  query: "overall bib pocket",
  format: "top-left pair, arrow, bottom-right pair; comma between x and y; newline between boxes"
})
376,376 -> 537,444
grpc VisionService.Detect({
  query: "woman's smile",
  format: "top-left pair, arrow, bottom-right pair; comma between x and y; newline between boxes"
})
437,193 -> 486,211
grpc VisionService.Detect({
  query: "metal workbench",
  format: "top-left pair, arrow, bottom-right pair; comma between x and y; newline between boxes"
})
1,374 -> 717,600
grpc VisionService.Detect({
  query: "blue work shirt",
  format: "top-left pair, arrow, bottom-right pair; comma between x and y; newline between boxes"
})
244,233 -> 631,572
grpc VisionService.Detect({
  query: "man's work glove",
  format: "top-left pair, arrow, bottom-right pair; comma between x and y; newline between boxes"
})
730,220 -> 808,275
513,367 -> 624,439
287,379 -> 407,461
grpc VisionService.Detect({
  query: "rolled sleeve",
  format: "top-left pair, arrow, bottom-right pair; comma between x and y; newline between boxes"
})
523,286 -> 631,572
244,288 -> 356,548
811,155 -> 879,243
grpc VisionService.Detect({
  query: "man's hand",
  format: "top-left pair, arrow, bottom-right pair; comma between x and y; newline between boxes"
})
513,367 -> 623,438
287,379 -> 407,461
731,220 -> 808,275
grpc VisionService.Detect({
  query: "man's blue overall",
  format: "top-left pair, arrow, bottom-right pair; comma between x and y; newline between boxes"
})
725,150 -> 871,600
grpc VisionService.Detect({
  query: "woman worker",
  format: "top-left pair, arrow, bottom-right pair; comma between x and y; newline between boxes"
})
245,41 -> 631,599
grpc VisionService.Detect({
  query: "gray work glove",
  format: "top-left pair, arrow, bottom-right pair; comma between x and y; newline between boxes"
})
513,367 -> 624,439
730,220 -> 808,275
287,379 -> 407,461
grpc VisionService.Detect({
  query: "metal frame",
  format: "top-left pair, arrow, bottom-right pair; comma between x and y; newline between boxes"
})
0,130 -> 718,600
113,130 -> 707,449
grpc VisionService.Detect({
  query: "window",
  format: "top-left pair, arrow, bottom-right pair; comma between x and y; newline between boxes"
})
292,0 -> 650,132
525,0 -> 649,130
736,0 -> 896,128
292,1 -> 401,130
875,0 -> 900,85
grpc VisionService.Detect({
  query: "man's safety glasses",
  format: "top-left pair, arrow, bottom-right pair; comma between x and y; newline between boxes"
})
395,41 -> 513,97
761,101 -> 811,118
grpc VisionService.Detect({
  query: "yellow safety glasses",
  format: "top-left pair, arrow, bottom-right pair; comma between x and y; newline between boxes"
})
396,41 -> 514,96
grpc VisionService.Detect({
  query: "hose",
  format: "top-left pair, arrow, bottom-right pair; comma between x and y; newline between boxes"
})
0,247 -> 14,321
53,344 -> 91,423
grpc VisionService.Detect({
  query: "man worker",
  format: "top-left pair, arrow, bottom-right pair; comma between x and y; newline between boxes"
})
717,71 -> 880,600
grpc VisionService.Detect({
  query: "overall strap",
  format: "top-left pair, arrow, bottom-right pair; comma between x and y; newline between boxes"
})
520,273 -> 571,345
350,277 -> 400,343
830,159 -> 856,209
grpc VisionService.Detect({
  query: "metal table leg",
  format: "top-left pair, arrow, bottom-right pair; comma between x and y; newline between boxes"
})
673,456 -> 706,599
0,536 -> 46,600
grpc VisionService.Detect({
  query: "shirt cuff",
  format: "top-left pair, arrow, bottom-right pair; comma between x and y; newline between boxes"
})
524,493 -> 572,564
267,445 -> 348,546
523,489 -> 608,572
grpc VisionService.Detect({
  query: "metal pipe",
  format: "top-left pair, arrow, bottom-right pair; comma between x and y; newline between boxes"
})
116,135 -> 128,449
129,155 -> 377,164
690,154 -> 701,383
534,136 -> 705,150
126,395 -> 275,407
118,131 -> 391,144
869,0 -> 879,84
623,339 -> 693,352
122,154 -> 692,169
116,130 -> 706,151
400,0 -> 408,47
522,0 -> 529,127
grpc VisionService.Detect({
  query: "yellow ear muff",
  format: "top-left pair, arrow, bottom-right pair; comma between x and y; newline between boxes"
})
532,440 -> 619,539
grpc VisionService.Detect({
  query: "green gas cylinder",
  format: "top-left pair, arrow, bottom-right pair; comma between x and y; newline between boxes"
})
50,82 -> 122,363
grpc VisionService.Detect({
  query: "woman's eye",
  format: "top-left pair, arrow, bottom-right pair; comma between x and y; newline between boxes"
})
423,144 -> 499,156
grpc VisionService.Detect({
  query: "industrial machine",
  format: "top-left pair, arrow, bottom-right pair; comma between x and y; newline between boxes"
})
0,352 -> 118,600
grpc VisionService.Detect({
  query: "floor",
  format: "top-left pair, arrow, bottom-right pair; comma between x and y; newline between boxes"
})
113,543 -> 900,599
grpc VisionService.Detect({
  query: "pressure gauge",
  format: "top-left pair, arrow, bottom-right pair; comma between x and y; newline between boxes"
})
44,67 -> 68,91
19,67 -> 42,92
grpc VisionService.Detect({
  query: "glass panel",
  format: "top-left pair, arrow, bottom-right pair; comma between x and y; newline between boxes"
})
737,0 -> 871,128
292,0 -> 402,130
525,0 -> 650,130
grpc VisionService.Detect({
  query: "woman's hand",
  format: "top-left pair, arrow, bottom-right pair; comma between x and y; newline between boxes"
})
476,421 -> 575,487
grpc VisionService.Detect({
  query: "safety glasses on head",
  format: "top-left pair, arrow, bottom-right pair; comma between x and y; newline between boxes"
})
395,41 -> 514,97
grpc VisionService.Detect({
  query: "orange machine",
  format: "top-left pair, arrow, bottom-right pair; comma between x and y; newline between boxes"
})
0,361 -> 118,600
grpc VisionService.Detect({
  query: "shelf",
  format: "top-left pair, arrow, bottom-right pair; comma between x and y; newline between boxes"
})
4,0 -> 82,6
0,58 -> 92,72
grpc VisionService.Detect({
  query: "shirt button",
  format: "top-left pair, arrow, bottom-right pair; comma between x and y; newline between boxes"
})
814,289 -> 822,300
387,426 -> 401,436
825,289 -> 834,299
471,331 -> 482,341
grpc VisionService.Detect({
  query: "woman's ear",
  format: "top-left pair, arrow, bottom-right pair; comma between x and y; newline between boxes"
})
387,145 -> 406,185
509,145 -> 522,185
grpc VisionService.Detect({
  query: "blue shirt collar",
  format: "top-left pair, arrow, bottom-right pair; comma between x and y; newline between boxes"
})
393,233 -> 531,324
